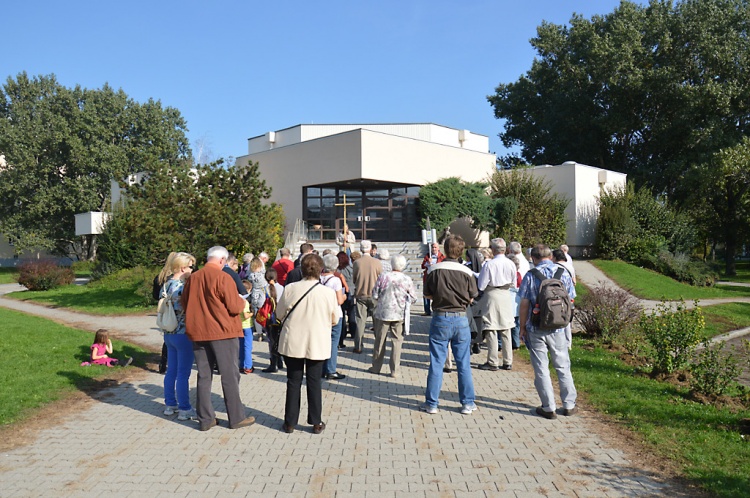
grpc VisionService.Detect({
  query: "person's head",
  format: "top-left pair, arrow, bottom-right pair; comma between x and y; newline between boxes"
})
280,247 -> 291,259
322,248 -> 332,256
490,237 -> 506,256
171,252 -> 196,275
301,253 -> 324,280
391,254 -> 407,272
530,244 -> 552,263
300,243 -> 313,255
242,253 -> 254,265
250,257 -> 263,272
336,251 -> 350,270
227,253 -> 239,271
350,251 -> 362,263
322,254 -> 339,273
158,252 -> 179,284
94,329 -> 109,345
507,253 -> 520,270
509,241 -> 522,255
343,223 -> 349,232
265,267 -> 278,284
242,280 -> 252,293
259,252 -> 269,263
378,248 -> 390,261
480,248 -> 493,261
431,242 -> 440,254
552,248 -> 567,263
360,240 -> 372,253
370,243 -> 378,256
444,235 -> 466,260
560,244 -> 570,254
207,246 -> 229,265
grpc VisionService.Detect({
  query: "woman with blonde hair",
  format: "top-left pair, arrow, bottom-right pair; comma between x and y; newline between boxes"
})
161,251 -> 197,421
153,252 -> 178,374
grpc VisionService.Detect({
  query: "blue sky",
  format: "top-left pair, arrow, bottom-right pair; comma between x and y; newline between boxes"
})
2,0 -> 634,162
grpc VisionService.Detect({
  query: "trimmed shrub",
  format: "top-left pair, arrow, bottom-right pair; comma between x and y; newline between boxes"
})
639,300 -> 704,375
641,251 -> 718,286
87,265 -> 157,308
17,261 -> 75,291
575,283 -> 642,343
690,340 -> 742,397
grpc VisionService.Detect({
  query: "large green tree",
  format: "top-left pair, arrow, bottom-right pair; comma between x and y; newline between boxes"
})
97,159 -> 285,271
0,72 -> 190,258
417,178 -> 496,235
488,0 -> 750,271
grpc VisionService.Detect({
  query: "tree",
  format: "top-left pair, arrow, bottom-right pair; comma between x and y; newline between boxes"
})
97,159 -> 285,271
487,0 -> 750,267
0,72 -> 190,259
417,178 -> 496,235
487,168 -> 568,248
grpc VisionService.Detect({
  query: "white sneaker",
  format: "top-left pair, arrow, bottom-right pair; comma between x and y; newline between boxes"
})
419,403 -> 438,414
163,406 -> 177,416
177,409 -> 196,421
460,403 -> 478,415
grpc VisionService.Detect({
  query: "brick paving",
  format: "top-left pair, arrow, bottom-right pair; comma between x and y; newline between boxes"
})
0,285 -> 684,497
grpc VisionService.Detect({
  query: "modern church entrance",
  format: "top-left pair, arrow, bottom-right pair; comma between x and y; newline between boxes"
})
303,182 -> 420,242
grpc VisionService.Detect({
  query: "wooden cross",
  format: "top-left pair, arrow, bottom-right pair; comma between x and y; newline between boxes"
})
335,194 -> 355,249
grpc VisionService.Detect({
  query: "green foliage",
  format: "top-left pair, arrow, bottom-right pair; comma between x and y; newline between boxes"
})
640,300 -> 704,375
488,0 -> 750,275
96,159 -> 284,273
690,340 -> 743,397
0,72 -> 190,259
417,178 -> 496,234
487,168 -> 568,247
575,283 -> 642,343
642,250 -> 718,287
16,261 -> 74,291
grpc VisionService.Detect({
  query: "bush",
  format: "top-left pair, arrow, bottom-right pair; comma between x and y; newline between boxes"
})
641,250 -> 718,286
88,266 -> 157,307
639,300 -> 704,375
575,283 -> 642,343
690,340 -> 742,397
17,261 -> 75,291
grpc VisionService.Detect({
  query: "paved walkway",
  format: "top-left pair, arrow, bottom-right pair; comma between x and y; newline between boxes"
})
0,285 -> 685,497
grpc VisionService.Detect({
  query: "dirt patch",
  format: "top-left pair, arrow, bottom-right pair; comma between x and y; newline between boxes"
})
0,363 -> 155,453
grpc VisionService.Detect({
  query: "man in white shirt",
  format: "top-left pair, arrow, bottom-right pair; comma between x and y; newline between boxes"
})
476,238 -> 518,371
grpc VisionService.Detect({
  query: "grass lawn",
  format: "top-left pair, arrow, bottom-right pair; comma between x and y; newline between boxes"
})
0,308 -> 150,426
5,284 -> 155,315
590,259 -> 750,300
702,302 -> 750,339
571,338 -> 750,498
0,268 -> 18,284
720,261 -> 750,284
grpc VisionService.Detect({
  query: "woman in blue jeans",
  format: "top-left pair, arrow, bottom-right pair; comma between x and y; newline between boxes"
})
160,252 -> 197,421
320,254 -> 347,380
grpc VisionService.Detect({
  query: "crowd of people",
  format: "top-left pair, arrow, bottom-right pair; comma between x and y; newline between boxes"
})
153,233 -> 578,433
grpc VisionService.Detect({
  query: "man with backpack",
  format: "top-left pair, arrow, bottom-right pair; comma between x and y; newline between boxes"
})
518,244 -> 578,420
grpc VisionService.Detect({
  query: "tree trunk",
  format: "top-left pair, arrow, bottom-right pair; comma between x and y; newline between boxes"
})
725,234 -> 737,277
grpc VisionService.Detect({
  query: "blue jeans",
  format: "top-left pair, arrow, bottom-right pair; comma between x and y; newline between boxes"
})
501,316 -> 522,350
324,317 -> 343,375
239,328 -> 254,369
425,314 -> 475,408
526,328 -> 577,411
163,333 -> 194,411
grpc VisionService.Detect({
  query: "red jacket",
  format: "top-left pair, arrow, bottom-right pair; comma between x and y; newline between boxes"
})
421,251 -> 446,282
272,258 -> 294,286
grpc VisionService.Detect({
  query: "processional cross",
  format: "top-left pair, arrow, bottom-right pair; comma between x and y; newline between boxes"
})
334,194 -> 355,249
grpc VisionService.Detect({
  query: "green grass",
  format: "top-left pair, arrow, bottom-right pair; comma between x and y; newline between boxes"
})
720,261 -> 750,284
0,308 -> 150,426
591,259 -> 750,300
702,302 -> 750,339
0,268 -> 18,284
5,266 -> 157,315
571,338 -> 750,498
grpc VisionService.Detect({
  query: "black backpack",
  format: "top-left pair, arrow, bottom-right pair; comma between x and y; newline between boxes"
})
530,267 -> 573,330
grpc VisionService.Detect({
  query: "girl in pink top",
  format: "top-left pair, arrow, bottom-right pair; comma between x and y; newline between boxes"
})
90,329 -> 132,367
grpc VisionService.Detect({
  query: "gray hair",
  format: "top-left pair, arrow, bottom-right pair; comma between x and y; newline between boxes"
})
490,237 -> 506,255
207,246 -> 229,261
530,244 -> 552,260
378,248 -> 390,260
509,241 -> 522,255
322,254 -> 339,273
280,247 -> 291,257
242,252 -> 254,264
391,254 -> 407,272
259,251 -> 269,261
507,253 -> 520,270
560,244 -> 569,253
360,239 -> 372,252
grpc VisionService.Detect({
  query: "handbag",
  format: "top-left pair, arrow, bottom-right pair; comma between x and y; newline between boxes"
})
156,287 -> 178,332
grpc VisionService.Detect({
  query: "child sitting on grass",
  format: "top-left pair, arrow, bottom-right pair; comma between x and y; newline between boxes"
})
86,329 -> 133,367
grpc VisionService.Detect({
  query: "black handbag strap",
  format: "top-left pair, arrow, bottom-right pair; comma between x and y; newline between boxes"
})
279,282 -> 320,329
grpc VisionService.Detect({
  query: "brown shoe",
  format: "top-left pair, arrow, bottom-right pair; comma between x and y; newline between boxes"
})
199,418 -> 219,431
313,422 -> 326,434
230,416 -> 256,429
535,407 -> 557,419
282,422 -> 295,434
353,348 -> 363,354
561,406 -> 579,416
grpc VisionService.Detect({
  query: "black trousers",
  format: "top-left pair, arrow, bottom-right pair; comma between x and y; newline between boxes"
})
283,356 -> 324,427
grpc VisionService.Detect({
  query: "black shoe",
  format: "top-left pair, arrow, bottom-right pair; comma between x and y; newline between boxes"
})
478,363 -> 499,371
261,366 -> 278,373
561,406 -> 579,416
500,364 -> 512,370
313,422 -> 326,434
443,367 -> 453,373
338,344 -> 346,349
536,407 -> 557,419
282,422 -> 295,434
325,372 -> 346,380
471,344 -> 480,355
